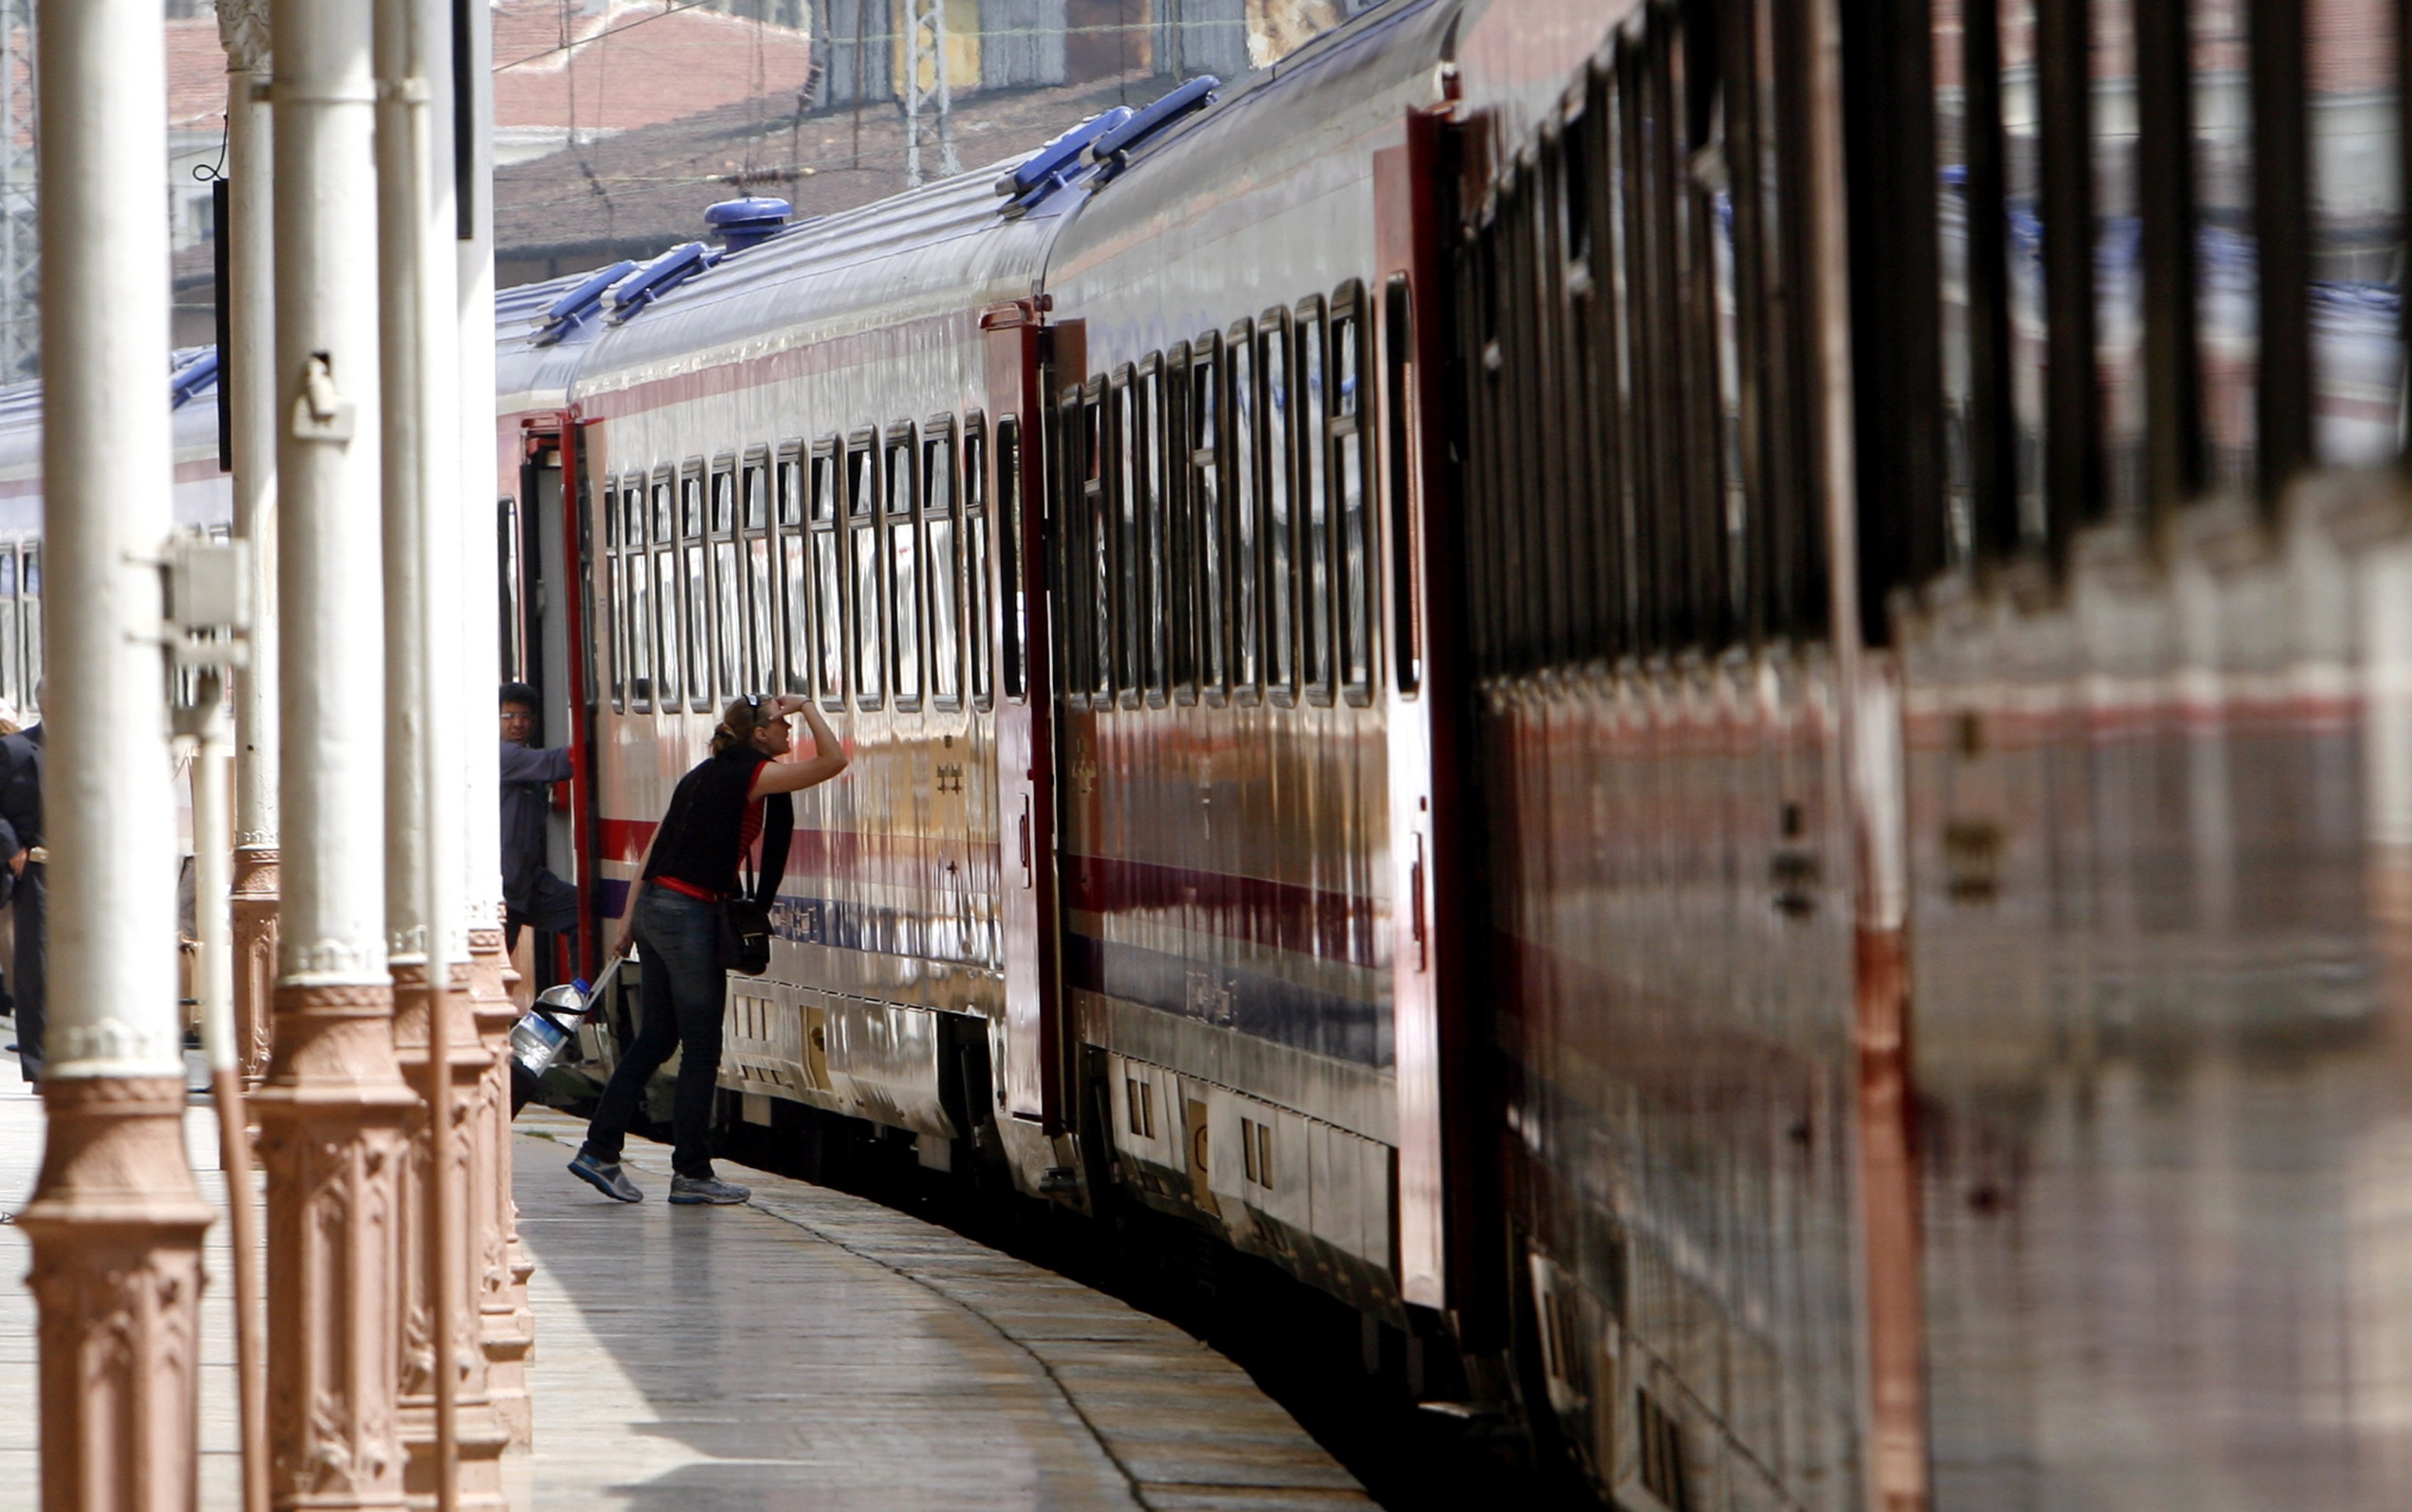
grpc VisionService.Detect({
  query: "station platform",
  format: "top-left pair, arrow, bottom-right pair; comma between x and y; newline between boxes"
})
0,1054 -> 1375,1510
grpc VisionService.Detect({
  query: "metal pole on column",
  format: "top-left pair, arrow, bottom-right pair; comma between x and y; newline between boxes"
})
452,0 -> 536,1451
254,0 -> 414,1507
177,636 -> 268,1512
219,0 -> 282,1088
379,0 -> 508,1503
18,0 -> 215,1505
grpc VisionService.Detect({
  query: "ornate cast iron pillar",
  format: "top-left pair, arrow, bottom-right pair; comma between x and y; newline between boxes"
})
450,0 -> 533,1452
376,0 -> 497,1495
253,0 -> 414,1506
392,963 -> 510,1509
233,848 -> 281,1080
21,1081 -> 215,1512
220,0 -> 282,1087
467,922 -> 533,1447
20,0 -> 215,1506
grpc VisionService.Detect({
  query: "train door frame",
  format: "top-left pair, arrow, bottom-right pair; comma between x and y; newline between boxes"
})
514,416 -> 601,985
1374,108 -> 1498,1334
982,302 -> 1074,1130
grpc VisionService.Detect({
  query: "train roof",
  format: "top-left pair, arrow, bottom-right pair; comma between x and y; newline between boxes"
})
496,265 -> 622,417
1039,0 -> 1462,282
553,1 -> 1465,409
562,160 -> 1068,407
0,348 -> 230,535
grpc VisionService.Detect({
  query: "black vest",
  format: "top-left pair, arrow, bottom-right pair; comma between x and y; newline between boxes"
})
643,749 -> 768,898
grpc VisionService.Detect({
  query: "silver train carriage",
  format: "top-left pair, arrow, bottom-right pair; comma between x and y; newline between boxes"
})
474,0 -> 2412,1507
0,347 -> 236,718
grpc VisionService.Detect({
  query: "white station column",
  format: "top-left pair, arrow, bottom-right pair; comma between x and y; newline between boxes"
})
452,0 -> 537,1450
17,0 -> 215,1503
252,0 -> 415,1507
220,0 -> 281,1085
376,0 -> 507,1503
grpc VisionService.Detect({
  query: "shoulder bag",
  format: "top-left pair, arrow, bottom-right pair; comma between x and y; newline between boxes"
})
722,791 -> 794,976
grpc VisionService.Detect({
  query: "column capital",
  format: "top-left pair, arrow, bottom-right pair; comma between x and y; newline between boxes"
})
217,0 -> 272,75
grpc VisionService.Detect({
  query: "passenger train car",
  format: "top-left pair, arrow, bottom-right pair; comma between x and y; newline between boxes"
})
489,0 -> 2412,1499
0,347 -> 235,717
1,0 -> 2402,1505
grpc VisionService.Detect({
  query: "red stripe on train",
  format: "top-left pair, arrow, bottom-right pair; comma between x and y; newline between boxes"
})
593,817 -> 1379,968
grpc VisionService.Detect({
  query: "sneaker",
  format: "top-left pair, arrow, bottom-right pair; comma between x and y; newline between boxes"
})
668,1174 -> 750,1206
567,1150 -> 642,1204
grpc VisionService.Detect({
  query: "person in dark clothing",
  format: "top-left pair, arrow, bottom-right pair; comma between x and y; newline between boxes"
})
568,693 -> 847,1205
0,683 -> 44,1084
499,682 -> 579,961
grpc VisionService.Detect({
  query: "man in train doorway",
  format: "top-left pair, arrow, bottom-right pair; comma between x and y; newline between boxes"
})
501,682 -> 579,978
0,679 -> 45,1084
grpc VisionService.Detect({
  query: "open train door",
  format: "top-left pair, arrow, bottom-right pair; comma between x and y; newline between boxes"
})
1375,109 -> 1495,1333
508,417 -> 602,989
982,302 -> 1077,1130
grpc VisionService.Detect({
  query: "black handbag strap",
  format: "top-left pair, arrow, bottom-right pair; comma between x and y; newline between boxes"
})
742,791 -> 794,910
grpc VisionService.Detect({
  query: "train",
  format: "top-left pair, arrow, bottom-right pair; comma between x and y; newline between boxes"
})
5,0 -> 2409,1505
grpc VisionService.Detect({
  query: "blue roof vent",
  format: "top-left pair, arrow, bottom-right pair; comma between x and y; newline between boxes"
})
169,348 -> 220,410
607,241 -> 724,324
532,259 -> 640,347
706,196 -> 792,253
1086,76 -> 1218,179
995,107 -> 1134,217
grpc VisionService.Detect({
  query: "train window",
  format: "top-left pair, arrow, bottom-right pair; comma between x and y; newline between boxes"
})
848,439 -> 883,709
681,473 -> 711,710
922,424 -> 961,710
1138,358 -> 1171,703
745,462 -> 770,530
776,453 -> 807,696
1297,298 -> 1333,703
1382,277 -> 1419,694
1332,284 -> 1372,703
742,460 -> 775,692
1259,311 -> 1296,700
887,429 -> 922,710
1189,337 -> 1227,699
1053,389 -> 1088,704
14,552 -> 30,715
623,490 -> 653,710
0,560 -> 16,710
651,478 -> 680,708
608,492 -> 626,714
604,487 -> 624,711
16,559 -> 31,714
1228,322 -> 1260,696
964,419 -> 991,709
1083,382 -> 1111,701
809,443 -> 845,709
497,498 -> 525,684
996,418 -> 1026,702
711,468 -> 739,698
1162,347 -> 1197,702
1110,370 -> 1141,704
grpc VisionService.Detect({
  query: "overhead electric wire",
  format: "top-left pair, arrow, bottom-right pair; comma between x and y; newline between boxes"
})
495,0 -> 725,73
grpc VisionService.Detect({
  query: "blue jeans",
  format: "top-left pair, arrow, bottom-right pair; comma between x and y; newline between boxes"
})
581,887 -> 726,1179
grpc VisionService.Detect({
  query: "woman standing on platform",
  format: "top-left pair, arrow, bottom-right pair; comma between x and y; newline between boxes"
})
569,693 -> 848,1205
